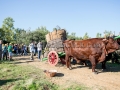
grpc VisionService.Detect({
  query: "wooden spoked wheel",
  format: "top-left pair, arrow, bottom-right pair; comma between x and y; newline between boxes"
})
47,51 -> 59,66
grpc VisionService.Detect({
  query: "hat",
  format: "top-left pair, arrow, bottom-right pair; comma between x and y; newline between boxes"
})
114,36 -> 120,40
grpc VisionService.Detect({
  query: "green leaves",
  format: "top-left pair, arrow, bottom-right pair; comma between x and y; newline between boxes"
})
2,17 -> 15,41
96,33 -> 102,38
0,28 -> 5,39
67,32 -> 83,40
83,33 -> 89,40
104,30 -> 113,37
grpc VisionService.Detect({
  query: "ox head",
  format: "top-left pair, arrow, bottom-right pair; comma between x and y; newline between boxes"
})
102,37 -> 120,53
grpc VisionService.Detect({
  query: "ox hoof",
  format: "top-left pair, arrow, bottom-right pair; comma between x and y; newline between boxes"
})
69,67 -> 73,70
102,69 -> 107,72
67,67 -> 72,70
92,72 -> 98,74
67,68 -> 70,70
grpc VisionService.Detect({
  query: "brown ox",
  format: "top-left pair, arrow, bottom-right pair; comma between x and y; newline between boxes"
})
63,38 -> 119,74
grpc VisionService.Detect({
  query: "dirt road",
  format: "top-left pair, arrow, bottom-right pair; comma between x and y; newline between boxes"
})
13,56 -> 120,90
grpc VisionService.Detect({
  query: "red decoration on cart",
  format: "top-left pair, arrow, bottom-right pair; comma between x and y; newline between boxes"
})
47,51 -> 59,66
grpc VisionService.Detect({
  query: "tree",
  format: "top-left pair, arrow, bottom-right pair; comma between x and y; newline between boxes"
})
76,36 -> 83,40
0,28 -> 5,40
96,33 -> 102,38
83,32 -> 89,40
9,26 -> 50,45
103,30 -> 113,37
67,32 -> 76,39
36,26 -> 49,41
67,32 -> 83,40
14,28 -> 21,43
2,17 -> 15,41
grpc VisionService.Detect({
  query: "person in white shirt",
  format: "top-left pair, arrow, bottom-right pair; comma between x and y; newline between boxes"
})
29,41 -> 34,60
37,41 -> 42,60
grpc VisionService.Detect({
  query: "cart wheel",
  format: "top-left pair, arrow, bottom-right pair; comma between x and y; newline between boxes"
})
48,51 -> 59,66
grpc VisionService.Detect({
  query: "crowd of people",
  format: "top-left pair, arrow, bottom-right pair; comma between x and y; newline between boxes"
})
1,41 -> 43,61
2,43 -> 28,60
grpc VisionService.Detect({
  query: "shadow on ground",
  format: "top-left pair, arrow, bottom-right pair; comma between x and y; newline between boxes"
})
0,79 -> 19,86
71,61 -> 120,73
96,62 -> 120,73
14,57 -> 31,61
56,73 -> 64,77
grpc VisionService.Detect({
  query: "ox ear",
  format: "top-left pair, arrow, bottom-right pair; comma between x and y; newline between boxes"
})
102,39 -> 108,44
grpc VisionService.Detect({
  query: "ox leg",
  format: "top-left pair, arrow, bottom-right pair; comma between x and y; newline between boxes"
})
114,53 -> 119,64
69,57 -> 72,69
66,55 -> 72,70
82,61 -> 87,66
89,56 -> 98,74
66,55 -> 69,68
102,61 -> 106,69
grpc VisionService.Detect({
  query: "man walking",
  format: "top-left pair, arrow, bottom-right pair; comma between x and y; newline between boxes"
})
37,41 -> 42,61
29,41 -> 34,60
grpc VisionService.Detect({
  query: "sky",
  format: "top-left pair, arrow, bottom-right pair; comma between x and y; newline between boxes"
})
0,0 -> 120,38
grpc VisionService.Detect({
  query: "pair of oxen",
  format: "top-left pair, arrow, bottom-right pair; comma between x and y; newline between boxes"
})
63,37 -> 120,74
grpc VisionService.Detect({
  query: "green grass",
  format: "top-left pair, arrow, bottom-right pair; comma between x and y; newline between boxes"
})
0,60 -> 88,90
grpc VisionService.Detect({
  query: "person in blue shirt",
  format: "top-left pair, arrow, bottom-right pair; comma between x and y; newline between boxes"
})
2,44 -> 8,60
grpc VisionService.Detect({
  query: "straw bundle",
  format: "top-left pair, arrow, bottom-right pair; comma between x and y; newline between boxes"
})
52,35 -> 58,40
51,30 -> 57,35
50,32 -> 53,40
45,33 -> 51,42
57,29 -> 65,35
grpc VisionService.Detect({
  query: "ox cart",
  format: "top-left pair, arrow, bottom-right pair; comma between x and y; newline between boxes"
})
42,29 -> 67,66
42,30 -> 120,67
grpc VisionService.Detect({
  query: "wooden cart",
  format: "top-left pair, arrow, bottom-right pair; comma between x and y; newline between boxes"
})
43,29 -> 67,66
